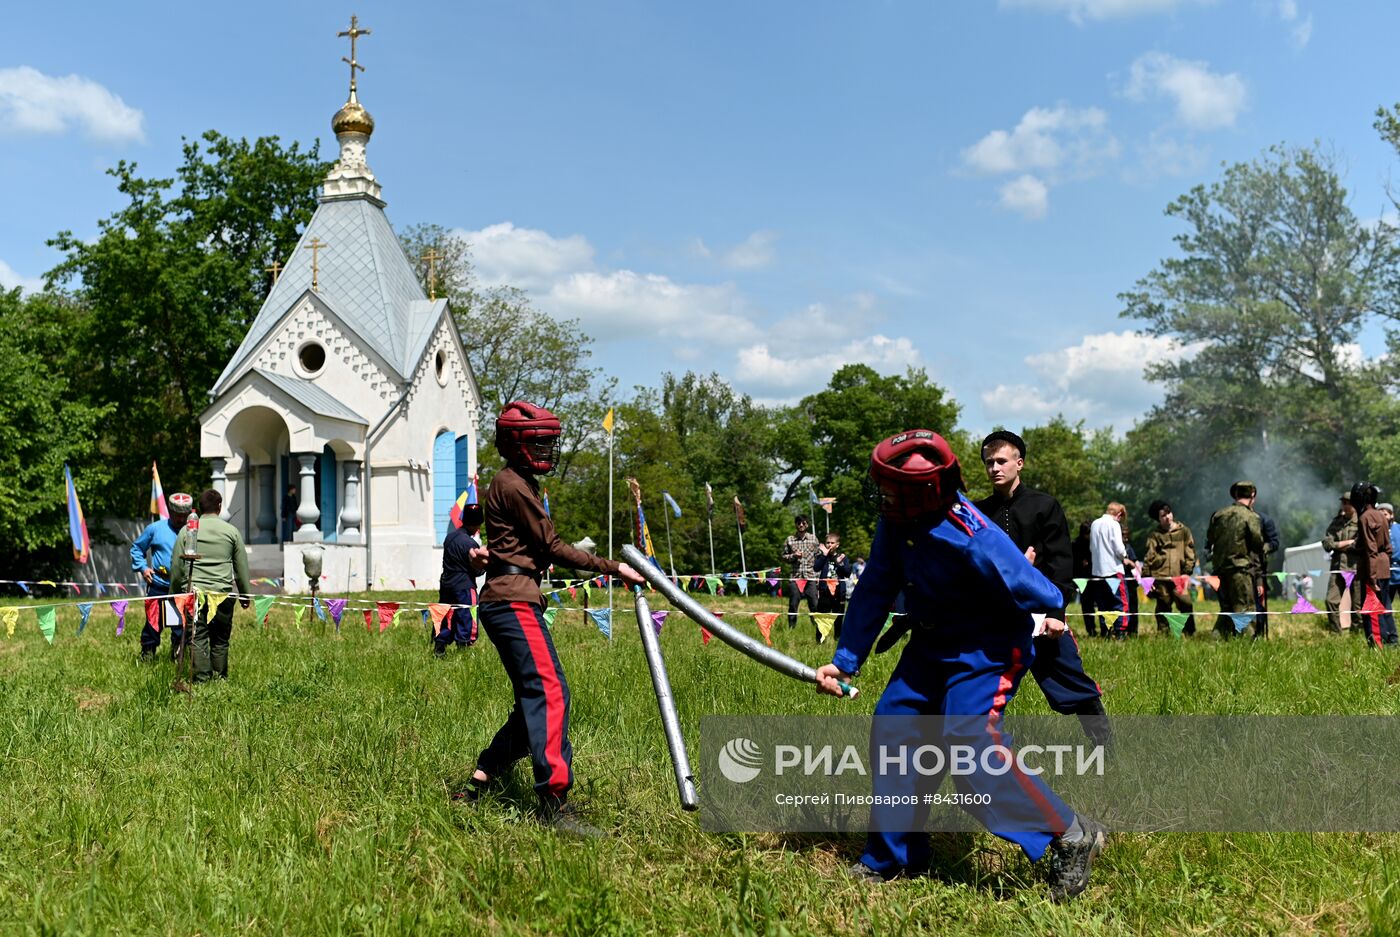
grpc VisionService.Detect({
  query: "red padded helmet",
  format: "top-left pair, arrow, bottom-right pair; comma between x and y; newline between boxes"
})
867,429 -> 964,521
495,401 -> 562,474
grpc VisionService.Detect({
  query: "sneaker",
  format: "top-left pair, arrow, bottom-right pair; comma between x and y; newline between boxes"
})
1047,815 -> 1106,902
847,861 -> 887,885
542,801 -> 607,839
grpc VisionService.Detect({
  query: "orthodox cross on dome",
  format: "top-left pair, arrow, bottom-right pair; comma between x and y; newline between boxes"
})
264,259 -> 283,286
304,238 -> 328,292
338,15 -> 372,98
420,247 -> 443,300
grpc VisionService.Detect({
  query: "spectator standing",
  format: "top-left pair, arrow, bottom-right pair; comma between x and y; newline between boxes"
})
130,492 -> 193,661
435,503 -> 483,655
781,515 -> 821,631
1088,503 -> 1129,637
1206,482 -> 1266,638
1353,482 -> 1396,646
1143,500 -> 1197,635
1322,492 -> 1360,634
1252,501 -> 1281,639
169,489 -> 251,681
813,531 -> 852,642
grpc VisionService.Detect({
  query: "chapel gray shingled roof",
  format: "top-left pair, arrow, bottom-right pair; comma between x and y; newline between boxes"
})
253,368 -> 366,424
212,194 -> 432,394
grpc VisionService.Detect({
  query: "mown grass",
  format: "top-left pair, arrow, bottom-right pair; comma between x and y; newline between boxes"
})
1,590 -> 1399,935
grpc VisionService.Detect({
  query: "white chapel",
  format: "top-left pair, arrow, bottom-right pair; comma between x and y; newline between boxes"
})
198,39 -> 482,593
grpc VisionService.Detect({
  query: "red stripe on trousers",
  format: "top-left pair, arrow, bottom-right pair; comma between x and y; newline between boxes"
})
985,646 -> 1069,833
511,601 -> 569,792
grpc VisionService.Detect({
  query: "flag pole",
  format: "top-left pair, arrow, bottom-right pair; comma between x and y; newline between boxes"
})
735,499 -> 747,574
706,483 -> 716,575
807,482 -> 817,531
607,414 -> 615,629
662,495 -> 677,581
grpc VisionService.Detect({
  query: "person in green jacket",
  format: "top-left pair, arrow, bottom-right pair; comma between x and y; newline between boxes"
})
170,489 -> 251,682
1143,499 -> 1197,635
1205,481 -> 1265,638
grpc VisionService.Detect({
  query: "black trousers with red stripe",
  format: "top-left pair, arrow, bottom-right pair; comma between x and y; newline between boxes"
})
476,601 -> 574,804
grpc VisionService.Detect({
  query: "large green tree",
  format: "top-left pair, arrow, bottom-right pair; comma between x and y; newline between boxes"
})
772,364 -> 967,557
1119,143 -> 1400,549
46,131 -> 328,509
0,289 -> 114,576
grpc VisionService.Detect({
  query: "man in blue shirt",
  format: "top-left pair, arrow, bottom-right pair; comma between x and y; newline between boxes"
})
435,502 -> 483,655
130,492 -> 192,661
816,430 -> 1106,902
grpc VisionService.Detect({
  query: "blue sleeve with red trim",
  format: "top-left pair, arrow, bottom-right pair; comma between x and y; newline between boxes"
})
832,518 -> 903,675
964,512 -> 1065,618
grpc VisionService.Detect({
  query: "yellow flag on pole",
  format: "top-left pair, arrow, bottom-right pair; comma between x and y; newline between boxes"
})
602,407 -> 615,435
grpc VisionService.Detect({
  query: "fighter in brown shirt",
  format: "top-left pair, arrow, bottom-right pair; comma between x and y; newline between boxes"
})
459,401 -> 644,835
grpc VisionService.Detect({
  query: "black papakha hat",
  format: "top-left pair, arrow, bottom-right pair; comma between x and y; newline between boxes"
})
981,430 -> 1026,459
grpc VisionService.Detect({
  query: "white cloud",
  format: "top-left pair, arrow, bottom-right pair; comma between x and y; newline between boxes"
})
545,270 -> 761,344
736,335 -> 921,393
1124,52 -> 1247,130
981,330 -> 1197,429
723,230 -> 778,270
998,175 -> 1050,219
0,259 -> 43,293
1269,0 -> 1313,48
1127,129 -> 1210,181
455,222 -> 594,292
962,105 -> 1117,177
0,66 -> 144,142
1000,0 -> 1210,23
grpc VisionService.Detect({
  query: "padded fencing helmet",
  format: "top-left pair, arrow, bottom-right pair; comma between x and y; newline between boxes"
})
495,401 -> 562,474
866,429 -> 964,521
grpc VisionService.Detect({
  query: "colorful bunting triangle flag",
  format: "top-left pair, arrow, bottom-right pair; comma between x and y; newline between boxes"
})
543,607 -> 558,629
650,610 -> 668,636
705,575 -> 721,594
363,609 -> 374,632
294,604 -> 307,628
1173,576 -> 1189,593
1096,611 -> 1120,632
813,612 -> 837,641
111,600 -> 127,635
16,581 -> 29,595
1290,594 -> 1319,614
736,578 -> 748,596
2,606 -> 17,637
428,604 -> 452,636
587,607 -> 612,639
1342,571 -> 1356,589
76,602 -> 93,635
795,578 -> 808,594
313,597 -> 326,621
254,595 -> 275,628
1230,612 -> 1253,633
753,612 -> 777,646
327,598 -> 347,630
700,626 -> 712,646
35,606 -> 56,644
1273,571 -> 1288,584
824,579 -> 838,597
1138,576 -> 1155,594
377,602 -> 399,633
1202,575 -> 1220,591
1362,585 -> 1386,615
1162,612 -> 1189,637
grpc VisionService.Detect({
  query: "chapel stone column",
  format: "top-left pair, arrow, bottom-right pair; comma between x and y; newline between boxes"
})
210,458 -> 231,522
339,461 -> 363,543
293,453 -> 322,542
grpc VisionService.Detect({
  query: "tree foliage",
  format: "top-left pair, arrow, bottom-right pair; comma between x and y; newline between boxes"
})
1119,143 -> 1400,550
0,289 -> 115,574
45,131 -> 328,509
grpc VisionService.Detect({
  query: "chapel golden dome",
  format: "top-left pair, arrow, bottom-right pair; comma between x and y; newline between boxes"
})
332,94 -> 375,137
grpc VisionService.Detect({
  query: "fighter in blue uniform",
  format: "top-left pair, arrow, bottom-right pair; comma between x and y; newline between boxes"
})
816,430 -> 1106,901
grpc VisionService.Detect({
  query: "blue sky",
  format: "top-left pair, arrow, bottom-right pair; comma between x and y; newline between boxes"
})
2,0 -> 1396,434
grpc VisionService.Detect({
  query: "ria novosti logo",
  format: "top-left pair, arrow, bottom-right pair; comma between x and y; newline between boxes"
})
718,737 -> 764,783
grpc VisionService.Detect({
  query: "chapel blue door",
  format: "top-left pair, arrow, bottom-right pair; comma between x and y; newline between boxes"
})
433,430 -> 455,543
319,444 -> 338,542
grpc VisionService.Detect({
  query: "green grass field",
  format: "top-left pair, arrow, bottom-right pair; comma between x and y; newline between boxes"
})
2,590 -> 1400,936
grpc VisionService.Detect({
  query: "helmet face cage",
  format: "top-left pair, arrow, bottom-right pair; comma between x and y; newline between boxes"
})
522,433 -> 562,475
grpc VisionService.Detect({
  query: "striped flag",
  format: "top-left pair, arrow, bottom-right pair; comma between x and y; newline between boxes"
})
627,478 -> 660,563
705,482 -> 714,518
65,464 -> 90,564
448,473 -> 479,529
150,461 -> 169,519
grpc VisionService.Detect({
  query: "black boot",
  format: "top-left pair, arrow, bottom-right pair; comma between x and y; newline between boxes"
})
1075,698 -> 1114,752
540,799 -> 606,838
